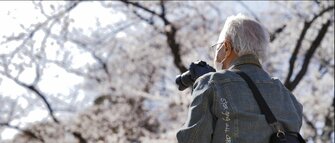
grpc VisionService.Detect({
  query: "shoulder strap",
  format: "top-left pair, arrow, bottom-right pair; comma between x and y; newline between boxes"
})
234,71 -> 278,125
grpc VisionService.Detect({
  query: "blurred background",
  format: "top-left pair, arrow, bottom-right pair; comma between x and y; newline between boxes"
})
0,1 -> 333,143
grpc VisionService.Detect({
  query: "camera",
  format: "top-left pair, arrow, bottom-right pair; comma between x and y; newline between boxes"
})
175,61 -> 215,91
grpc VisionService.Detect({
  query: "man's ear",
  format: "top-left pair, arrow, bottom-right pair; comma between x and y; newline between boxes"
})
223,40 -> 232,58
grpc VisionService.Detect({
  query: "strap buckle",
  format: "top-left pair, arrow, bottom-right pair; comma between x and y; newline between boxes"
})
270,122 -> 285,133
276,129 -> 286,138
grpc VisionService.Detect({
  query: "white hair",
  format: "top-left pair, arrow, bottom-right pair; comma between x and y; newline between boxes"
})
218,13 -> 269,60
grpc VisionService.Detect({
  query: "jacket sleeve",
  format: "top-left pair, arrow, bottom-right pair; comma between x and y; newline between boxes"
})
289,92 -> 303,128
176,75 -> 216,143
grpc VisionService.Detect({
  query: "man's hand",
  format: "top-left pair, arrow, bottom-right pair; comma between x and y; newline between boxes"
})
176,61 -> 215,91
189,61 -> 216,81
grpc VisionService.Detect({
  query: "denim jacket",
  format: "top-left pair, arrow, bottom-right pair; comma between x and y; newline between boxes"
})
176,54 -> 303,143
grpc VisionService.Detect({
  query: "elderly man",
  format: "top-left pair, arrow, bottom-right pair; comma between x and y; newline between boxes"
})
176,14 -> 303,143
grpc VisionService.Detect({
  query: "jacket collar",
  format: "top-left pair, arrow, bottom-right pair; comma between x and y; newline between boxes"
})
228,54 -> 262,70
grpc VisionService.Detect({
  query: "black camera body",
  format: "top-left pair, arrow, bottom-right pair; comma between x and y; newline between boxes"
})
175,61 -> 215,91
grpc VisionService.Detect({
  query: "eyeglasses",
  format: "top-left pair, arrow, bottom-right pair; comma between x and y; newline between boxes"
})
210,42 -> 224,50
209,42 -> 224,58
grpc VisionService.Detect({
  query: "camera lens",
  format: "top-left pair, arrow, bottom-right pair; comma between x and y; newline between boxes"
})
175,71 -> 193,91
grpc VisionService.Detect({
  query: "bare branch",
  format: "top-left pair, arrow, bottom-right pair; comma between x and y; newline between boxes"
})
72,132 -> 87,143
302,114 -> 317,141
270,24 -> 286,42
120,0 -> 187,72
285,21 -> 312,87
63,38 -> 110,80
286,19 -> 332,90
120,0 -> 162,19
0,122 -> 42,142
26,85 -> 59,123
2,1 -> 81,45
131,9 -> 164,34
237,1 -> 260,22
160,0 -> 166,17
310,5 -> 334,22
321,99 -> 334,142
313,0 -> 321,6
284,5 -> 334,90
0,71 -> 59,123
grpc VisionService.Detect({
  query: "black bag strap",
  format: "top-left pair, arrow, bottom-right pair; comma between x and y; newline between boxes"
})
234,71 -> 305,143
235,71 -> 284,132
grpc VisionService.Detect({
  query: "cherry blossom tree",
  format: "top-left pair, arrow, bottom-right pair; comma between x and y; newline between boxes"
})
0,1 -> 333,143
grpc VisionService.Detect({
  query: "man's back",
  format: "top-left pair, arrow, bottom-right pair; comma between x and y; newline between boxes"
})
211,64 -> 302,142
177,54 -> 303,143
